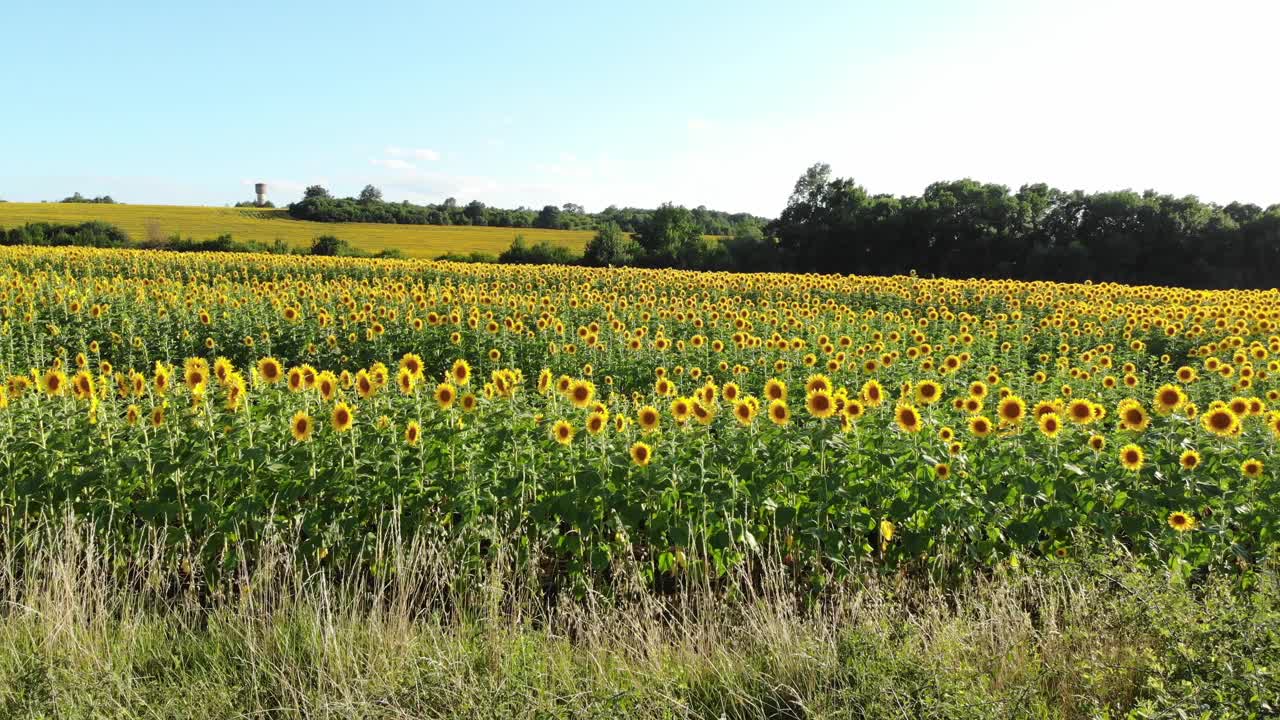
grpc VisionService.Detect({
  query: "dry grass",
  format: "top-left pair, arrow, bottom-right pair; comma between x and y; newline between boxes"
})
0,203 -> 594,258
0,516 -> 1273,719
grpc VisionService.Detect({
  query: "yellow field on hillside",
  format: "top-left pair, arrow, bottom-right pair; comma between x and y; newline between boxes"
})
0,202 -> 593,258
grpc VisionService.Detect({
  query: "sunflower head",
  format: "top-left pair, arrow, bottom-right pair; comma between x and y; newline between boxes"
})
629,441 -> 653,467
551,419 -> 574,445
1167,511 -> 1196,532
290,411 -> 314,443
1119,443 -> 1144,472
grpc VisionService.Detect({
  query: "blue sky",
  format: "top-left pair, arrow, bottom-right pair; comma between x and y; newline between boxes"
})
2,0 -> 1277,215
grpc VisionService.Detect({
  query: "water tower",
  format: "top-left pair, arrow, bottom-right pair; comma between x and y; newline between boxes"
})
254,182 -> 267,206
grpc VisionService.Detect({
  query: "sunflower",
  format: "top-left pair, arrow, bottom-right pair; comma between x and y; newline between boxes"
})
1179,449 -> 1201,470
1241,458 -> 1264,478
1118,444 -> 1144,472
894,403 -> 922,434
125,404 -> 141,426
1201,407 -> 1239,437
768,399 -> 791,426
356,370 -> 376,399
41,369 -> 67,396
287,367 -> 305,393
460,393 -> 477,412
1269,411 -> 1280,439
568,380 -> 595,408
1033,400 -> 1062,421
405,420 -> 421,446
315,372 -> 338,402
914,380 -> 943,405
1228,397 -> 1251,417
1088,434 -> 1105,452
997,395 -> 1026,425
72,371 -> 95,401
290,411 -> 314,442
1117,401 -> 1150,432
397,367 -> 416,395
733,400 -> 756,426
257,357 -> 283,384
630,441 -> 653,467
326,402 -> 353,432
1153,384 -> 1185,415
722,382 -> 741,403
806,389 -> 835,419
637,405 -> 661,433
934,462 -> 951,479
692,400 -> 716,425
400,353 -> 424,379
1038,412 -> 1062,439
551,419 -> 574,445
1066,399 -> 1095,424
585,411 -> 608,436
842,399 -> 865,423
434,382 -> 457,410
968,415 -> 994,438
537,368 -> 553,394
804,374 -> 832,395
861,379 -> 885,407
878,519 -> 895,553
670,397 -> 694,424
764,378 -> 787,403
150,405 -> 165,428
1167,511 -> 1196,532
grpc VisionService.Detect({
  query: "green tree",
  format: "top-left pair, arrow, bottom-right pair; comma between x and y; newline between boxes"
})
534,205 -> 563,229
582,222 -> 640,266
358,185 -> 383,204
310,235 -> 348,256
638,203 -> 702,266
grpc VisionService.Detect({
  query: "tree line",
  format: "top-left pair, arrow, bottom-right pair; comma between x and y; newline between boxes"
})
0,222 -> 403,260
61,192 -> 117,204
768,164 -> 1280,289
287,184 -> 766,236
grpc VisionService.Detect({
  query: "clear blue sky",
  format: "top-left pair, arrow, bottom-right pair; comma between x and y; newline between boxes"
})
2,0 -> 1276,215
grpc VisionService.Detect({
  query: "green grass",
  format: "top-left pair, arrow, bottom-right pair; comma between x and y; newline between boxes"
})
0,202 -> 595,258
1,519 -> 1275,719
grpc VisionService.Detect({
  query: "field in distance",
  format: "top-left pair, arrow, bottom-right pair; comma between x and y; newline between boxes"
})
0,202 -> 594,258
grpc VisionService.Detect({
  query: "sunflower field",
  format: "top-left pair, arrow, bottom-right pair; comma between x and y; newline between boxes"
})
1,246 -> 1278,590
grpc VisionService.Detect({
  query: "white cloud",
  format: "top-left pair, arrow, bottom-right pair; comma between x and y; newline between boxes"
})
370,157 -> 417,171
386,146 -> 440,162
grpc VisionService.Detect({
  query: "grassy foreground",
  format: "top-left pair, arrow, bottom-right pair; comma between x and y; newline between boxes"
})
0,520 -> 1275,719
0,203 -> 593,257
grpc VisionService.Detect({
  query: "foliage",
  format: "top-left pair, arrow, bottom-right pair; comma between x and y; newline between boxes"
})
59,192 -> 116,204
0,221 -> 130,248
582,221 -> 641,266
497,234 -> 580,264
286,185 -> 764,237
772,163 -> 1280,289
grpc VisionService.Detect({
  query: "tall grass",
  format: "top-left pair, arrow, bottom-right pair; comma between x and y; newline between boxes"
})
0,515 -> 1274,719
